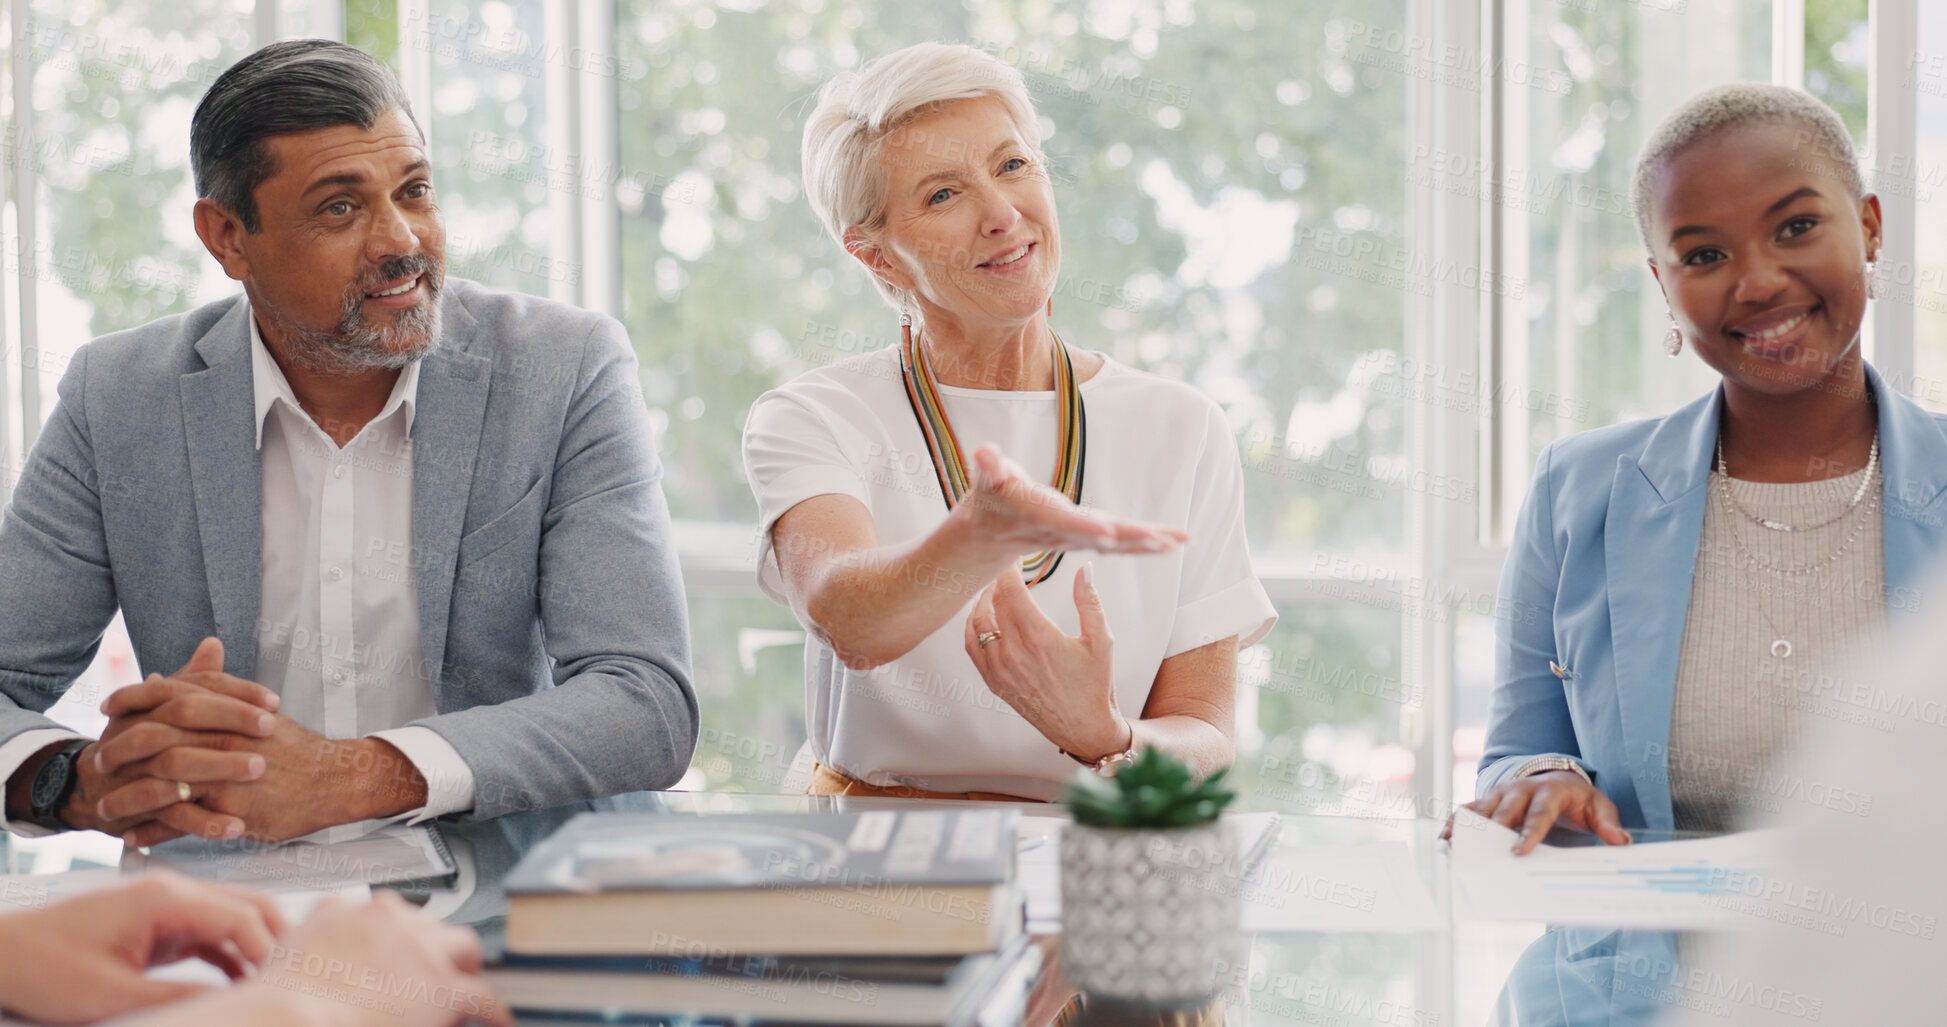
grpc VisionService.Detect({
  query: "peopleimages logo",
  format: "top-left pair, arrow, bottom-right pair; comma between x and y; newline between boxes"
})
403,10 -> 631,77
1338,20 -> 1572,95
1700,869 -> 1938,941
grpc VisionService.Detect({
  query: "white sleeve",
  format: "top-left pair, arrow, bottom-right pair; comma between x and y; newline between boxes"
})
741,388 -> 874,602
0,728 -> 87,837
366,726 -> 474,822
1166,401 -> 1278,656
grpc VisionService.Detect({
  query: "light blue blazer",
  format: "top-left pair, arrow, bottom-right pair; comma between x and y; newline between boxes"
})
1478,363 -> 1947,830
0,280 -> 698,819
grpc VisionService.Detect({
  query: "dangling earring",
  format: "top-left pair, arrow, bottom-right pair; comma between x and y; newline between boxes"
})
900,307 -> 914,348
1663,312 -> 1683,357
1046,297 -> 1053,316
1865,258 -> 1882,301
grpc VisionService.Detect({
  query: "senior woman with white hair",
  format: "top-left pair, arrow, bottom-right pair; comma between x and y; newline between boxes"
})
742,42 -> 1276,802
1467,82 -> 1947,860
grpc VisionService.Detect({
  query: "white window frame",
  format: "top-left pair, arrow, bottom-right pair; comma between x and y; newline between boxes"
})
1869,0 -> 1918,377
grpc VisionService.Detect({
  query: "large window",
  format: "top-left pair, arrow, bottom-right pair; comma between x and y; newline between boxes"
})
416,0 -> 554,298
1492,1 -> 1772,528
1912,2 -> 1947,405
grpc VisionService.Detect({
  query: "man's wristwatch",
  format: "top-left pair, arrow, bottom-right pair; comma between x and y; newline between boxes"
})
1060,721 -> 1138,776
1512,755 -> 1593,786
27,740 -> 91,832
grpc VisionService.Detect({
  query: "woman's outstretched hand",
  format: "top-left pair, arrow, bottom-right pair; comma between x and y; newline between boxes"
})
958,444 -> 1186,556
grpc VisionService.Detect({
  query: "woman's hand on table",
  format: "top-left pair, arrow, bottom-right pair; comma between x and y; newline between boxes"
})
0,871 -> 285,1025
965,563 -> 1131,760
1456,771 -> 1632,855
960,444 -> 1186,556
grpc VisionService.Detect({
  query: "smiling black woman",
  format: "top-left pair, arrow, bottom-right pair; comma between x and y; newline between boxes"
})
1470,82 -> 1947,857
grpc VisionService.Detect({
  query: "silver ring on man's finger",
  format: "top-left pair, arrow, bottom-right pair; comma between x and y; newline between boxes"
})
176,780 -> 192,803
976,630 -> 1003,649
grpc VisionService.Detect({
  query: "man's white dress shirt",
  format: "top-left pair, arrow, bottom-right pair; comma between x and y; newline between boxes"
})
0,307 -> 473,833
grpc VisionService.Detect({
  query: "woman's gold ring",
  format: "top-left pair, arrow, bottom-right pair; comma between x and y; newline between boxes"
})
976,630 -> 1003,649
176,780 -> 192,803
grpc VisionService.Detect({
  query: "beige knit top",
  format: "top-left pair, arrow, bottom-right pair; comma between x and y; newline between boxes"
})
1667,465 -> 1886,832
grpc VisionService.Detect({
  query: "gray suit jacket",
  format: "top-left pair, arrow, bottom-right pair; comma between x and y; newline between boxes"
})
0,279 -> 697,819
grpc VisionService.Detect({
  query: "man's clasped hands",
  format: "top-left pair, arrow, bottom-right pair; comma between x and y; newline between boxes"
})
64,637 -> 426,848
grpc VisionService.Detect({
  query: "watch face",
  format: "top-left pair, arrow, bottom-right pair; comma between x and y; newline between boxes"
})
29,751 -> 73,814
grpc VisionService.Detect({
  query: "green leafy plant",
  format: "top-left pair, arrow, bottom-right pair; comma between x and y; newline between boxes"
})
1060,748 -> 1236,829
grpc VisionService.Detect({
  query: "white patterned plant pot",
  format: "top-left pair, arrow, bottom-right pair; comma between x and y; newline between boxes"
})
1060,820 -> 1242,1007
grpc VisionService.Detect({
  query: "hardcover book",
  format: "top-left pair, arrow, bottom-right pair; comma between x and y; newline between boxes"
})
486,936 -> 1040,1026
503,808 -> 1019,957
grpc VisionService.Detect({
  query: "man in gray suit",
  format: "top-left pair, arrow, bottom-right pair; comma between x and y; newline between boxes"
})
0,40 -> 696,845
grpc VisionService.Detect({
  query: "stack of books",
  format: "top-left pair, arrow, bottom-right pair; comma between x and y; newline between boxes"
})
492,807 -> 1037,1026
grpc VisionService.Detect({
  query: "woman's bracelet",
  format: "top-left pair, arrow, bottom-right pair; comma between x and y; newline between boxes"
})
1059,717 -> 1137,776
1511,755 -> 1593,785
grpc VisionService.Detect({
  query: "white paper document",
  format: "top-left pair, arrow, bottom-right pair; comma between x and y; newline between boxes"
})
1238,841 -> 1446,933
1447,808 -> 1781,930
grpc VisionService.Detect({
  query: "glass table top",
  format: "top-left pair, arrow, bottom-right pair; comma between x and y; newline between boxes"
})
0,792 -> 1716,1026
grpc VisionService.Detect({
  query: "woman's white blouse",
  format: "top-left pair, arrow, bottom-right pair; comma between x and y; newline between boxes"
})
742,346 -> 1277,800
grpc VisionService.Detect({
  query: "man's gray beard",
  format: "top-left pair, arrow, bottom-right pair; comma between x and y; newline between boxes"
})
274,280 -> 444,376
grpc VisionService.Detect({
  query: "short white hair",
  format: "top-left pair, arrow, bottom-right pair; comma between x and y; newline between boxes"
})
1630,82 -> 1865,252
801,42 -> 1043,312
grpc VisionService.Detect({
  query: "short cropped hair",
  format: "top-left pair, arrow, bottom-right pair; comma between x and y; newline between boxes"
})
191,40 -> 419,233
801,42 -> 1043,311
1630,82 -> 1864,251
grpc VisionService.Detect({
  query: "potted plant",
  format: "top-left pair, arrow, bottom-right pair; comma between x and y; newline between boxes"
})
1058,748 -> 1242,1008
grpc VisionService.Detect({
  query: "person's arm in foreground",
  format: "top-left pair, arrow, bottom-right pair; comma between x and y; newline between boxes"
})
123,891 -> 508,1027
0,872 -> 284,1024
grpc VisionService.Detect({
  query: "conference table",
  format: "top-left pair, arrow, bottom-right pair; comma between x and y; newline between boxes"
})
0,791 -> 1706,1026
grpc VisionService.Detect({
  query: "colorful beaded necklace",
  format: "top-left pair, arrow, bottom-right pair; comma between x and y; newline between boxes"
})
897,315 -> 1087,586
